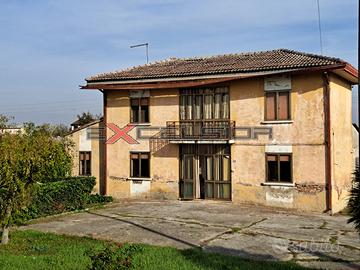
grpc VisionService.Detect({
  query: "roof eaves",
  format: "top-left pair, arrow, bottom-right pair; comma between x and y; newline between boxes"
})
66,119 -> 101,136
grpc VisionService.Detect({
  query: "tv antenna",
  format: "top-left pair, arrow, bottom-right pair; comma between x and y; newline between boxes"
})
130,43 -> 149,63
316,0 -> 323,54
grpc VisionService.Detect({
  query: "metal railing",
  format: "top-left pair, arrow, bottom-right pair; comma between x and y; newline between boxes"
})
157,120 -> 235,140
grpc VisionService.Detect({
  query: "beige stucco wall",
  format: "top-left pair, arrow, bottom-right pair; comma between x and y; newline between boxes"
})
105,89 -> 179,199
329,74 -> 353,213
103,72 -> 353,212
68,122 -> 102,194
69,131 -> 80,177
230,74 -> 327,212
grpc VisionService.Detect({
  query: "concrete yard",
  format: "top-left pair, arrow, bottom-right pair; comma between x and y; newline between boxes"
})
21,200 -> 360,269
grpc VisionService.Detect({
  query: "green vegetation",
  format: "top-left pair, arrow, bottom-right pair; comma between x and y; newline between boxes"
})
0,230 -> 311,270
348,165 -> 360,234
12,177 -> 100,224
0,121 -> 72,244
75,112 -> 101,126
22,123 -> 73,183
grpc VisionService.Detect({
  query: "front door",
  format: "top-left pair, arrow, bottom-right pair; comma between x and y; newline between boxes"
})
179,145 -> 231,200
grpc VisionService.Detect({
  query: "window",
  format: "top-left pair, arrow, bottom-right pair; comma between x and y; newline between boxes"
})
130,98 -> 149,123
265,91 -> 290,120
79,151 -> 91,175
266,154 -> 292,182
179,87 -> 229,121
130,152 -> 150,178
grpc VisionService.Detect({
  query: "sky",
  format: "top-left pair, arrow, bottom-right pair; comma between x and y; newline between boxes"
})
0,0 -> 358,126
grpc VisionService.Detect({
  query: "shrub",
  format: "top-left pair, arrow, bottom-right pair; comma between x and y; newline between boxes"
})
348,166 -> 360,234
12,176 -> 96,224
32,176 -> 95,215
88,243 -> 144,270
88,194 -> 113,204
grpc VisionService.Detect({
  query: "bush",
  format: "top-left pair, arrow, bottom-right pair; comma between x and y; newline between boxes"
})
31,176 -> 95,216
12,176 -> 97,224
88,194 -> 113,204
88,243 -> 144,270
348,166 -> 360,234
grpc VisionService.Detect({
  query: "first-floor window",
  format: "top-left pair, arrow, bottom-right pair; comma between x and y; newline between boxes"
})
79,151 -> 91,175
266,153 -> 292,182
130,152 -> 150,178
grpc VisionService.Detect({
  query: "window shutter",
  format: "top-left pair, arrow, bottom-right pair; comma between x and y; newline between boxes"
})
278,92 -> 289,120
266,93 -> 276,120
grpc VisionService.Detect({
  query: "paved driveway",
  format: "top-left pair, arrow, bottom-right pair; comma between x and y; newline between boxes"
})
21,200 -> 360,269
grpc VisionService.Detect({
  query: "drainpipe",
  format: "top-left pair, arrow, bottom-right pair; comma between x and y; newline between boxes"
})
100,89 -> 107,195
323,72 -> 332,213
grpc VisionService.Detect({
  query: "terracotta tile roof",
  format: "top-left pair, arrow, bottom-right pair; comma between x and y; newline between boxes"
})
86,49 -> 345,83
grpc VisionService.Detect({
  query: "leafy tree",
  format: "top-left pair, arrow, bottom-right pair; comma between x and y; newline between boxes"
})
35,123 -> 70,138
0,115 -> 14,130
348,165 -> 360,234
51,124 -> 70,138
23,123 -> 73,182
75,112 -> 101,126
0,132 -> 41,244
0,124 -> 74,244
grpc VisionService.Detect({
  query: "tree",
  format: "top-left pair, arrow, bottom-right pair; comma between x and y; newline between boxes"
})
23,123 -> 73,183
0,123 -> 74,244
51,124 -> 70,138
0,115 -> 14,130
0,132 -> 41,244
348,165 -> 360,234
75,112 -> 101,126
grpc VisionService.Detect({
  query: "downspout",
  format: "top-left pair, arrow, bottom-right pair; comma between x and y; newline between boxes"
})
323,72 -> 332,212
100,90 -> 107,195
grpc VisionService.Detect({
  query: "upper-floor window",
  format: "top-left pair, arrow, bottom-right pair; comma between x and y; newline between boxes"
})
130,97 -> 149,123
79,151 -> 91,176
264,75 -> 291,121
180,87 -> 229,120
265,91 -> 290,120
266,153 -> 292,183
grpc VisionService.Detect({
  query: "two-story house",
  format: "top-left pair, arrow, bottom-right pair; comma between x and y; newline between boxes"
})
81,49 -> 358,213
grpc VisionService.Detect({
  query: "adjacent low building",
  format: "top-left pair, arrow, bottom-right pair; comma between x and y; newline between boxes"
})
67,119 -> 104,194
80,49 -> 358,213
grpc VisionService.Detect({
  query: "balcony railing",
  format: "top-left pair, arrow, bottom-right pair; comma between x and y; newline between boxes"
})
155,120 -> 235,141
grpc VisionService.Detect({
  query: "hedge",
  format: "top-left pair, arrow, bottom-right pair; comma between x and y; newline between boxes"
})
12,176 -> 112,224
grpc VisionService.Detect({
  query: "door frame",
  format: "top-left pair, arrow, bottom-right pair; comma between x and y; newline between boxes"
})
179,145 -> 231,200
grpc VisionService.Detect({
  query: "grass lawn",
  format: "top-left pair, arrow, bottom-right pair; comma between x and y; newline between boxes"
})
0,230 -> 311,270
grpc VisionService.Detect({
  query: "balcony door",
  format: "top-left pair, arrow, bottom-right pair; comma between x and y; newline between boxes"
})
179,87 -> 230,139
179,145 -> 231,200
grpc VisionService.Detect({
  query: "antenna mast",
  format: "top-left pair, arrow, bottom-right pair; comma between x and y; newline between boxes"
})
130,43 -> 149,63
316,0 -> 323,54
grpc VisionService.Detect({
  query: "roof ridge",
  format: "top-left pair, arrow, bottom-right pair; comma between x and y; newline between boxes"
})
174,48 -> 284,61
278,48 -> 344,63
85,48 -> 352,83
86,57 -> 179,81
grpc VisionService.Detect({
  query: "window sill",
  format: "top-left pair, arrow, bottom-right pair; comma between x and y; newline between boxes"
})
261,182 -> 294,187
261,120 -> 293,125
128,177 -> 152,181
130,123 -> 152,126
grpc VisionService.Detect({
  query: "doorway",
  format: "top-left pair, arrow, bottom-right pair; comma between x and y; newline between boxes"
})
179,145 -> 231,200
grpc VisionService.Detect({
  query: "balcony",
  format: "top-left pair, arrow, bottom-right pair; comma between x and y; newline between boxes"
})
155,120 -> 235,142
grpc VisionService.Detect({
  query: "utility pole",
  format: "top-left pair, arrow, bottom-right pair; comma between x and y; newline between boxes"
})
130,43 -> 149,63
